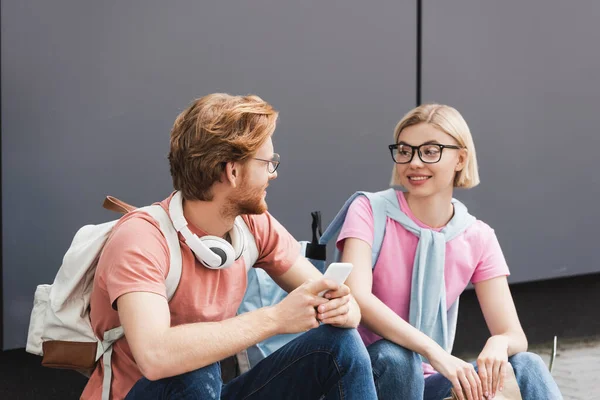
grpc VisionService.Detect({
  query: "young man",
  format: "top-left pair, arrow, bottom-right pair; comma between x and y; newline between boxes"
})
81,93 -> 377,399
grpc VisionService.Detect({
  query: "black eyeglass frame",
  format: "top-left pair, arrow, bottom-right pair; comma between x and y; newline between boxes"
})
252,153 -> 281,173
388,143 -> 463,164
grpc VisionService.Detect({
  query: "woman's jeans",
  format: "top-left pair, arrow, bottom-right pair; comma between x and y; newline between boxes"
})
367,339 -> 563,400
125,324 -> 377,400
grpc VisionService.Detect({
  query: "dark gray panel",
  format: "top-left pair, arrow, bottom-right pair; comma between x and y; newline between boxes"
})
422,0 -> 600,283
2,1 -> 415,348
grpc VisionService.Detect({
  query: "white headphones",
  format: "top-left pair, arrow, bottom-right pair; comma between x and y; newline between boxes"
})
169,191 -> 246,269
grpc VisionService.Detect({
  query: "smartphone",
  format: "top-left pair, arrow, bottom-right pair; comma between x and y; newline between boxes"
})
318,262 -> 354,297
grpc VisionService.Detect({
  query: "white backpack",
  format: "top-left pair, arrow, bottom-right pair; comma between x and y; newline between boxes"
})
26,196 -> 258,400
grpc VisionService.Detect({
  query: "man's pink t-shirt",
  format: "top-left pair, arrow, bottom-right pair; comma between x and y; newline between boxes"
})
81,193 -> 300,400
336,190 -> 510,376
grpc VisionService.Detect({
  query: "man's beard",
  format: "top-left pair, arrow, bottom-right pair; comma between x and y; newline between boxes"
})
224,181 -> 268,217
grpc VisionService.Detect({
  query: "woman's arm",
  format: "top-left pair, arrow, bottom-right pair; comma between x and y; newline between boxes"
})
474,276 -> 528,398
342,237 -> 483,400
474,276 -> 528,356
341,238 -> 441,356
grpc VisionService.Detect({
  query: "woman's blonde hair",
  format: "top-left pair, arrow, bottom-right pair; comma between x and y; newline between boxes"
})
390,104 -> 480,188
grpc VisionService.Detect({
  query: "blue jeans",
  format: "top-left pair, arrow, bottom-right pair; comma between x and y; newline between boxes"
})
125,324 -> 377,399
368,339 -> 563,400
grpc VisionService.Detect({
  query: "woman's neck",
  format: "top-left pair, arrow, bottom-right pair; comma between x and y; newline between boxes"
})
404,190 -> 455,229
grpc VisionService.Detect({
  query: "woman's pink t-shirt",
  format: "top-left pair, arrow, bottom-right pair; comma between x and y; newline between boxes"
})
337,190 -> 510,376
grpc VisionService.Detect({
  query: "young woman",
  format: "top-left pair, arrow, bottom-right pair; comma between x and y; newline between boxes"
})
336,104 -> 562,400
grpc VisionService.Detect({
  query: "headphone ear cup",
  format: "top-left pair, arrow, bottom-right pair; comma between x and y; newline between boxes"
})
208,247 -> 227,267
169,191 -> 243,270
196,236 -> 236,269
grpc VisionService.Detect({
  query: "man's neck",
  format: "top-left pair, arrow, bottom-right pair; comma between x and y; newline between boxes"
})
404,189 -> 454,229
182,197 -> 236,238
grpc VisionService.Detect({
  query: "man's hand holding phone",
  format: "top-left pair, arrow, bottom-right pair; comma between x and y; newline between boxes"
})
316,263 -> 359,328
270,263 -> 359,333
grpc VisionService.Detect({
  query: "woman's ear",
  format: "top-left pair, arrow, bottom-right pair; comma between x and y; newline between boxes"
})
455,148 -> 468,172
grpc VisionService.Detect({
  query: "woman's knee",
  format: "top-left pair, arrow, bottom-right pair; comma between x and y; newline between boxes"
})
509,352 -> 561,398
509,352 -> 547,371
509,351 -> 551,381
368,340 -> 422,378
368,340 -> 424,396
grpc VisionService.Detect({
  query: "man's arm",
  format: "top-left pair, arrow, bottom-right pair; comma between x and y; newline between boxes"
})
118,278 -> 337,381
118,292 -> 277,381
269,255 -> 322,292
269,255 -> 362,328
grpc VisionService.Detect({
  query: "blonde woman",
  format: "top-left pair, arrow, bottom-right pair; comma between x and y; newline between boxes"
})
334,104 -> 562,399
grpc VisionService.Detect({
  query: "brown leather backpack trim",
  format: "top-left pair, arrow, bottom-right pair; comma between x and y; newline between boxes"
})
42,340 -> 97,371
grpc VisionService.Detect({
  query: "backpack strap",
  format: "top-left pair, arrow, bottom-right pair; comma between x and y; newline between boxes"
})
100,329 -> 122,400
97,203 -> 183,400
100,198 -> 183,300
102,196 -> 136,214
141,205 -> 183,300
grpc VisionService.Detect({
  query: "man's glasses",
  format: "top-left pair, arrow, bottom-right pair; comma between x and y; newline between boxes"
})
388,143 -> 462,164
253,153 -> 280,173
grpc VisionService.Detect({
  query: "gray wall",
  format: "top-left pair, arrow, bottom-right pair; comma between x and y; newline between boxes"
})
1,1 -> 415,349
422,0 -> 600,283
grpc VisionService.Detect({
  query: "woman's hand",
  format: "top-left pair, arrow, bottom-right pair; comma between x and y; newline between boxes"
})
428,348 -> 483,400
476,335 -> 509,398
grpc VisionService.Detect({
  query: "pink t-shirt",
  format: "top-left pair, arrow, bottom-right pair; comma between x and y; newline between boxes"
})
337,190 -> 509,376
81,193 -> 300,400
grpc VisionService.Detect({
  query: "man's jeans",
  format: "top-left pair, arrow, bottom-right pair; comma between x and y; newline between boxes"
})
125,324 -> 377,400
368,339 -> 563,400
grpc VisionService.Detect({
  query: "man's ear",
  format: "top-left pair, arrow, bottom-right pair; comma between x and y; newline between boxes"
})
223,161 -> 240,188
